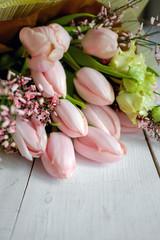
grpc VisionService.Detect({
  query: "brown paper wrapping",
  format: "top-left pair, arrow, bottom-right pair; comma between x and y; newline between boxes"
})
0,0 -> 149,46
0,0 -> 102,46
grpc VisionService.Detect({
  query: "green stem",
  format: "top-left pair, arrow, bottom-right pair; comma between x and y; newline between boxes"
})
136,43 -> 152,49
153,91 -> 160,96
109,0 -> 142,16
49,122 -> 60,126
21,57 -> 29,76
63,52 -> 80,72
14,45 -> 25,58
66,94 -> 86,108
110,77 -> 122,84
142,31 -> 160,38
71,39 -> 82,44
133,37 -> 160,46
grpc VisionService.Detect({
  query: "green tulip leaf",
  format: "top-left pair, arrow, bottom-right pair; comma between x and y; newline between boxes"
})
21,57 -> 29,76
63,26 -> 90,36
66,94 -> 86,109
48,13 -> 95,25
146,66 -> 159,77
65,69 -> 76,97
0,54 -> 19,71
14,45 -> 25,58
63,52 -> 80,71
68,46 -> 129,79
49,122 -> 60,126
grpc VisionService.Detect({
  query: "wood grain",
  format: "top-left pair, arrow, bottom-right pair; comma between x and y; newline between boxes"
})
0,152 -> 32,240
0,5 -> 160,240
10,131 -> 160,240
143,27 -> 160,175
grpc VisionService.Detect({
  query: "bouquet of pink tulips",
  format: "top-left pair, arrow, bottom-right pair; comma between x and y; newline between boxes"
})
0,0 -> 160,179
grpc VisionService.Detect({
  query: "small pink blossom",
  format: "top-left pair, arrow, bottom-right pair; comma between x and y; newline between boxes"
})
2,140 -> 9,148
0,129 -> 5,135
2,118 -> 10,128
1,105 -> 9,111
7,126 -> 16,134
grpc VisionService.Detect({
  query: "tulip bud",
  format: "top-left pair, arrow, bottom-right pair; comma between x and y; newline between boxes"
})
31,60 -> 66,98
13,117 -> 47,161
81,27 -> 118,59
82,104 -> 120,138
41,132 -> 76,179
117,111 -> 139,133
74,126 -> 126,163
74,67 -> 115,106
52,99 -> 88,138
19,23 -> 71,72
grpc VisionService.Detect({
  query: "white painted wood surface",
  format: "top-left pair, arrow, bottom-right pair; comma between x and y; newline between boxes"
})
0,28 -> 160,240
10,132 -> 160,240
0,152 -> 32,240
143,26 -> 160,174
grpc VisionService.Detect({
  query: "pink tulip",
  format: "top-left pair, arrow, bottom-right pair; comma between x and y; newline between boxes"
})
41,132 -> 76,179
117,111 -> 139,133
31,60 -> 66,98
13,117 -> 47,161
74,67 -> 115,106
81,27 -> 118,59
82,104 -> 120,138
52,99 -> 88,138
74,126 -> 126,163
19,23 -> 71,72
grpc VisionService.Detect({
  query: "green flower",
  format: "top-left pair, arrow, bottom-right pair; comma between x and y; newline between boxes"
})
117,90 -> 155,124
109,41 -> 157,123
152,106 -> 160,122
123,70 -> 156,95
109,41 -> 146,74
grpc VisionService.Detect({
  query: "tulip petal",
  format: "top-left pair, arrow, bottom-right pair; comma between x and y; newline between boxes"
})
117,111 -> 139,133
16,117 -> 43,151
44,61 -> 66,98
49,24 -> 71,52
82,104 -> 110,134
86,127 -> 122,154
52,99 -> 88,137
81,28 -> 118,59
83,105 -> 120,138
19,27 -> 51,56
101,106 -> 120,138
48,47 -> 64,62
13,131 -> 33,161
32,118 -> 47,152
74,79 -> 110,106
41,151 -> 59,178
31,70 -> 55,97
74,127 -> 126,164
74,137 -> 124,163
28,54 -> 54,72
74,67 -> 115,105
41,132 -> 76,178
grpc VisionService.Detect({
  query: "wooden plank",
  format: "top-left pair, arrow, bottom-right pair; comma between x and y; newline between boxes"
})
0,152 -> 33,240
10,131 -> 160,240
142,26 -> 160,175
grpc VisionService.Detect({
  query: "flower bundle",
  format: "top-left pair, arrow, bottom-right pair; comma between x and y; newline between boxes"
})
0,0 -> 160,179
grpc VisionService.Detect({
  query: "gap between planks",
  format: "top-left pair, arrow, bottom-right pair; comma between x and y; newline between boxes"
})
143,130 -> 160,178
9,160 -> 35,240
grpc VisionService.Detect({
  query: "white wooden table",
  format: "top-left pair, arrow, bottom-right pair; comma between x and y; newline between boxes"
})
1,28 -> 160,240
